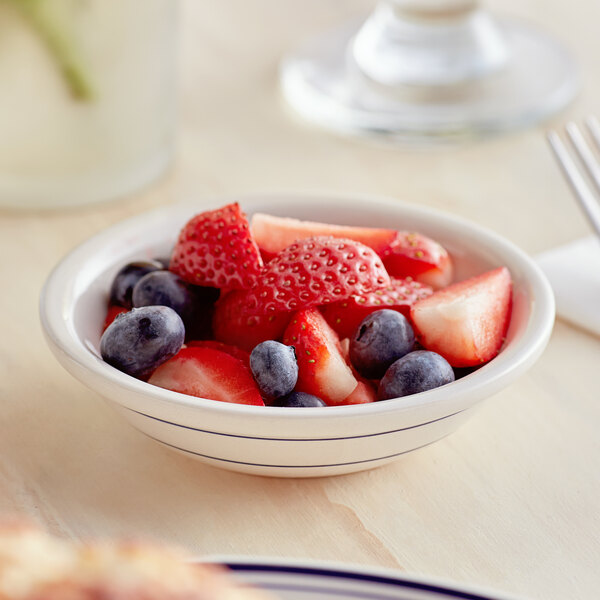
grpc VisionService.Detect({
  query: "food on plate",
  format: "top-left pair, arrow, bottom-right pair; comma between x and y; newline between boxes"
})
148,346 -> 265,406
131,270 -> 218,341
0,521 -> 271,600
170,202 -> 264,290
237,235 -> 390,313
349,309 -> 416,379
100,306 -> 185,380
282,307 -> 358,406
103,304 -> 128,332
250,212 -> 398,258
274,391 -> 327,408
99,203 -> 513,406
186,339 -> 251,369
250,213 -> 452,288
109,260 -> 163,309
320,276 -> 432,339
212,288 -> 292,352
378,350 -> 455,400
410,267 -> 513,368
249,341 -> 299,404
379,231 -> 453,289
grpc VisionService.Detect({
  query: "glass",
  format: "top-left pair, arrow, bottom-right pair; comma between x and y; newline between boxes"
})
280,0 -> 579,143
0,0 -> 177,209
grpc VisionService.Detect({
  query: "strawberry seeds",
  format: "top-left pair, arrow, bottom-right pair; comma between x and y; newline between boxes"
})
100,203 -> 513,407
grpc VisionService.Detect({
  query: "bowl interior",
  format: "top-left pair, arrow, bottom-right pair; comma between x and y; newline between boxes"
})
43,193 -> 553,423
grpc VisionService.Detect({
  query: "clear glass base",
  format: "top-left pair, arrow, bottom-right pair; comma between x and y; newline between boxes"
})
280,16 -> 579,144
0,145 -> 173,211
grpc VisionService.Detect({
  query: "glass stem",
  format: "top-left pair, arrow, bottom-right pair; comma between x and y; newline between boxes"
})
390,0 -> 479,18
351,0 -> 509,87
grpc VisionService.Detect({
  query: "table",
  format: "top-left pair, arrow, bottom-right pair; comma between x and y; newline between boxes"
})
1,1 -> 598,599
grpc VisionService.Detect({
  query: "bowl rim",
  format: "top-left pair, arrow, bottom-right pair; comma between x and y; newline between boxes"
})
40,191 -> 555,422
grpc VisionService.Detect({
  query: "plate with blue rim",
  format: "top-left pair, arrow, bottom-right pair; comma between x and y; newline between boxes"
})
204,558 -> 526,600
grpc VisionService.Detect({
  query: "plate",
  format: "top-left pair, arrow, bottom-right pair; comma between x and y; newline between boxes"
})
218,559 -> 524,600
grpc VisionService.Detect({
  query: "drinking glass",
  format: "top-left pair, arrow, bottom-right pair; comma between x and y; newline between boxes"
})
281,0 -> 578,142
0,0 -> 177,209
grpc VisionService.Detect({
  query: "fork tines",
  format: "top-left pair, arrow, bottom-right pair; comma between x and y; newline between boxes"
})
547,116 -> 600,239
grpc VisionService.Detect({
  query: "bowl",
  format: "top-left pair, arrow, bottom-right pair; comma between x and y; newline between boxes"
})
40,193 -> 555,477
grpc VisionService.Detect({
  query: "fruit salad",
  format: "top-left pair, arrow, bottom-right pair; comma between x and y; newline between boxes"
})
99,203 -> 513,407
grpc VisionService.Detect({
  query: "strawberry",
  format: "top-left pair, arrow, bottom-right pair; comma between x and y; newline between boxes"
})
381,231 -> 453,289
103,304 -> 128,332
170,203 -> 263,290
338,336 -> 351,362
282,308 -> 358,406
321,277 -> 433,339
250,213 -> 398,257
246,236 -> 391,315
337,337 -> 376,405
186,339 -> 251,370
259,248 -> 277,264
212,289 -> 292,352
410,267 -> 512,368
340,381 -> 377,405
148,346 -> 264,406
250,214 -> 453,289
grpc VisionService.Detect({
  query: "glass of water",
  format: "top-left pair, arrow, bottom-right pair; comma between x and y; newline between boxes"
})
0,0 -> 177,209
281,0 -> 579,143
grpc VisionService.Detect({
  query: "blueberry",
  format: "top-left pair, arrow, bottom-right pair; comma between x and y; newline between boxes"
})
132,271 -> 219,340
153,256 -> 172,270
100,306 -> 185,380
276,391 -> 326,408
378,350 -> 455,400
109,261 -> 163,309
349,309 -> 415,379
249,341 -> 298,403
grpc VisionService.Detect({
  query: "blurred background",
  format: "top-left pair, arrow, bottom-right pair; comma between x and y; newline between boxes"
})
1,4 -> 599,600
0,0 -> 596,256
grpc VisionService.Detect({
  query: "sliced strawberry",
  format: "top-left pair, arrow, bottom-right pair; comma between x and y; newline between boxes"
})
282,308 -> 358,406
339,337 -> 351,362
410,267 -> 512,368
259,248 -> 277,264
321,277 -> 433,339
186,339 -> 251,370
340,381 -> 377,405
251,213 -> 398,256
103,305 -> 128,332
170,203 -> 263,290
381,231 -> 453,289
337,337 -> 376,405
212,289 -> 292,352
148,346 -> 264,405
246,236 -> 390,315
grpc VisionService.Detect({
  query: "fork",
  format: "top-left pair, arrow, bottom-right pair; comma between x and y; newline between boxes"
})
547,116 -> 600,239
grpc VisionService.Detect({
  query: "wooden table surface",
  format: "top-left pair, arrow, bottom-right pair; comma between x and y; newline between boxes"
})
1,1 -> 599,599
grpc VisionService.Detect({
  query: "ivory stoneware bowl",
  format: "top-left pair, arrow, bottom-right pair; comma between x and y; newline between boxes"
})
40,193 -> 555,477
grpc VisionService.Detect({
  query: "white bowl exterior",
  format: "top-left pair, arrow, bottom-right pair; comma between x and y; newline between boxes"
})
40,193 -> 555,477
115,405 -> 476,477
